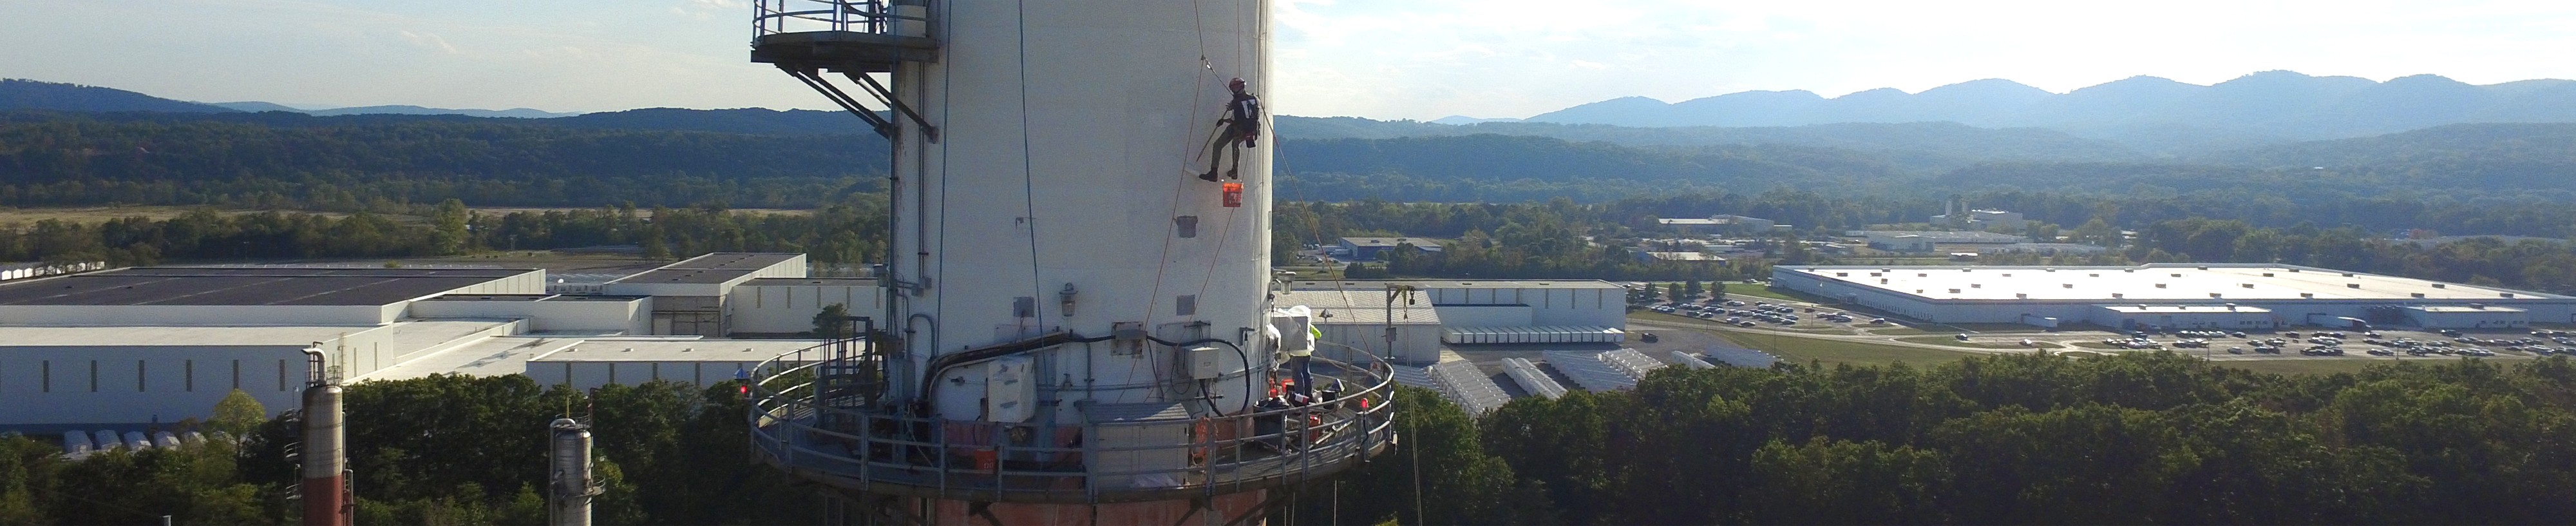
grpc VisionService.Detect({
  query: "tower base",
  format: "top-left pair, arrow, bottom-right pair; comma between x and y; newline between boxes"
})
828,489 -> 1269,526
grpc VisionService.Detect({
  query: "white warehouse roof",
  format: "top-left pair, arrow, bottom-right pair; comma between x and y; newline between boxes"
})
1790,264 -> 2564,302
2097,305 -> 2274,313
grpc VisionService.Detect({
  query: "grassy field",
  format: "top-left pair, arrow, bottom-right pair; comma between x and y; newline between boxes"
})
1895,335 -> 2055,349
1710,331 -> 1980,367
1947,323 -> 2049,333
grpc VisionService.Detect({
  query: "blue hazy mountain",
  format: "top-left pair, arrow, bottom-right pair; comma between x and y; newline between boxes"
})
299,105 -> 580,119
207,101 -> 311,113
1428,115 -> 1522,125
0,79 -> 237,113
1522,71 -> 2576,152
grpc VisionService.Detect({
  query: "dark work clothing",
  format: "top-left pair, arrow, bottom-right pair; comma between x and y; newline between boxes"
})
1202,91 -> 1262,181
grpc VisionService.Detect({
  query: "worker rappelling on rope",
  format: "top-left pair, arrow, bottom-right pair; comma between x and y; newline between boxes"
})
1198,77 -> 1262,182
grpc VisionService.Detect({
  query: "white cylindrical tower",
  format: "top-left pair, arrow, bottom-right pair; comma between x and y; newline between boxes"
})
885,0 -> 1276,418
747,2 -> 1394,523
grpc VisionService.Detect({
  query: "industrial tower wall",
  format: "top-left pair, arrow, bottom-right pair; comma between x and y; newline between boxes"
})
892,0 -> 1276,419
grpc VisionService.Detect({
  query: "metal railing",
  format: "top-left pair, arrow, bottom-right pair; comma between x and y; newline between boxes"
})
746,338 -> 1399,504
754,0 -> 918,38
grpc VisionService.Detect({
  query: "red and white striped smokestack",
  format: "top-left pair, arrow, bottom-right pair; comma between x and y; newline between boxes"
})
299,348 -> 349,526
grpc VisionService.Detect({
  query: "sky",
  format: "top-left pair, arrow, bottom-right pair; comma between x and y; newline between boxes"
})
5,0 -> 2575,121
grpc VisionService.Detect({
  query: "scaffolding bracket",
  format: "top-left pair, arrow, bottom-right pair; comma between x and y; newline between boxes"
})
846,70 -> 940,142
781,65 -> 896,139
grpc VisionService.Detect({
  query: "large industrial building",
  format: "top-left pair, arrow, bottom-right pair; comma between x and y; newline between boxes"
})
1277,279 -> 1629,364
0,249 -> 1628,439
1775,264 -> 2576,329
0,253 -> 844,434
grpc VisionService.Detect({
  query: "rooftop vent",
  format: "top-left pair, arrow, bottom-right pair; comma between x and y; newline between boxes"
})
2411,293 -> 2427,298
2432,284 -> 2447,289
2262,273 -> 2275,277
2210,293 -> 2224,298
2112,293 -> 2125,298
2197,266 -> 2208,270
2348,284 -> 2361,289
2002,273 -> 2013,277
2342,273 -> 2355,277
2501,293 -> 2517,298
2062,284 -> 2074,288
2241,283 -> 2255,288
2172,273 -> 2184,278
1947,288 -> 1960,293
2089,273 -> 2100,277
2300,293 -> 2314,298
2016,293 -> 2029,299
2472,303 -> 2488,309
1971,284 -> 1982,288
2155,284 -> 2167,288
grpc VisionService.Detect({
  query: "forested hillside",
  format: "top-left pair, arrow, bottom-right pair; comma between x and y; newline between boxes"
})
1278,117 -> 2143,169
0,112 -> 886,208
0,79 -> 236,113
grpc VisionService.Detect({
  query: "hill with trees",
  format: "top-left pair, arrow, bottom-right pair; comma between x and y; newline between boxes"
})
0,79 -> 236,113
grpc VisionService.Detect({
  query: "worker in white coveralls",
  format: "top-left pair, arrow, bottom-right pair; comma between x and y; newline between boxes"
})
1274,306 -> 1318,397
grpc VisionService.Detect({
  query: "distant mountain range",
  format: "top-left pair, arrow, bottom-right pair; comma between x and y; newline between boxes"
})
1,79 -> 583,119
1513,71 -> 2576,152
12,73 -> 2576,200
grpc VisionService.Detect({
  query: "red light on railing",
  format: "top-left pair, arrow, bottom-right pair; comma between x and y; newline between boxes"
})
1222,183 -> 1244,208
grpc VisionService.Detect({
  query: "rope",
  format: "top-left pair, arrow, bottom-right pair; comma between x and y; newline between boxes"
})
1410,402 -> 1427,526
1016,0 -> 1044,320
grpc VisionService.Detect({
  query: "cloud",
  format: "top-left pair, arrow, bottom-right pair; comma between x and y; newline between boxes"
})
397,30 -> 458,54
674,0 -> 743,21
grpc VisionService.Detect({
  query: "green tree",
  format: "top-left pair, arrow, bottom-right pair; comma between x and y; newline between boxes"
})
208,389 -> 268,438
811,303 -> 852,339
430,198 -> 471,255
